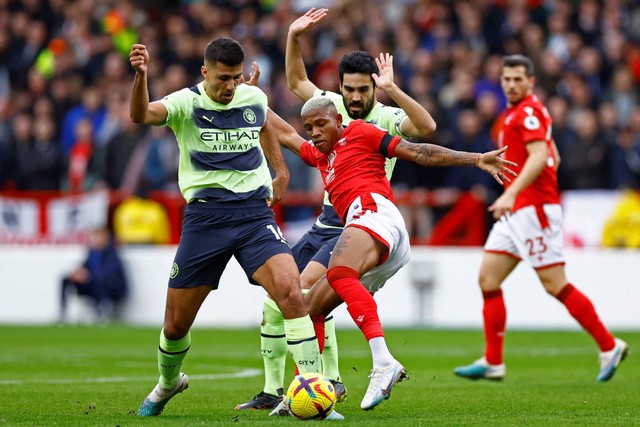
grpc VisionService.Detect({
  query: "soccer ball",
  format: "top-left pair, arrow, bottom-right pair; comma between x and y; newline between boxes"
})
285,372 -> 336,420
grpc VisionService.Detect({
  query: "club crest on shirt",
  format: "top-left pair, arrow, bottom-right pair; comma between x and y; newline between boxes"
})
243,108 -> 257,124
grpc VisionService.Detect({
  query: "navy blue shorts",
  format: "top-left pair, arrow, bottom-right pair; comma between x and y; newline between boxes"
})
291,224 -> 341,272
168,200 -> 292,289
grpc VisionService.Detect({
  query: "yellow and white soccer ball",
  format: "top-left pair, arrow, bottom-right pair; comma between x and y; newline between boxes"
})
286,372 -> 336,420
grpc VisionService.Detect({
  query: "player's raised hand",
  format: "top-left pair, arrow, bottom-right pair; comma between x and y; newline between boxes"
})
372,53 -> 395,92
242,61 -> 260,86
476,146 -> 518,185
129,44 -> 149,74
289,7 -> 329,38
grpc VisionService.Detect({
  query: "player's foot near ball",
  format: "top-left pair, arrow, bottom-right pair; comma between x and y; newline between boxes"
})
268,398 -> 292,416
331,380 -> 348,402
234,389 -> 283,410
360,359 -> 407,410
137,373 -> 189,416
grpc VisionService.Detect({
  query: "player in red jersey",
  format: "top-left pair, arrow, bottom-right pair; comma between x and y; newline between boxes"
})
454,54 -> 629,382
272,96 -> 516,411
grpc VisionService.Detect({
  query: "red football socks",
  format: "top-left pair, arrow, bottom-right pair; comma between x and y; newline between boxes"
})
556,284 -> 615,352
326,266 -> 384,340
310,314 -> 326,353
483,289 -> 506,365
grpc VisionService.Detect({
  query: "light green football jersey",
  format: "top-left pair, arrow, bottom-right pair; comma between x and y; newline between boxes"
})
160,82 -> 272,203
312,89 -> 409,227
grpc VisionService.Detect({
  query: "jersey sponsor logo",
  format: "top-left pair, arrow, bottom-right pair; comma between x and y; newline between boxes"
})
201,114 -> 215,123
200,129 -> 260,144
209,142 -> 254,151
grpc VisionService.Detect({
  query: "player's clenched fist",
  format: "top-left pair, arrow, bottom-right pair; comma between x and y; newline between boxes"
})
129,44 -> 149,74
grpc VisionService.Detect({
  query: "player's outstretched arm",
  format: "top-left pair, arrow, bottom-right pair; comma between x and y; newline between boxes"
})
286,7 -> 329,101
372,53 -> 436,139
129,44 -> 167,125
266,109 -> 305,156
394,141 -> 517,184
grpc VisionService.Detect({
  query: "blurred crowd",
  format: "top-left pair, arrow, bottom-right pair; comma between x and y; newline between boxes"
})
0,0 -> 639,238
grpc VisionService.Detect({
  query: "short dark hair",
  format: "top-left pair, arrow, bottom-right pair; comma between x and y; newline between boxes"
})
204,37 -> 244,67
502,54 -> 535,76
338,51 -> 379,85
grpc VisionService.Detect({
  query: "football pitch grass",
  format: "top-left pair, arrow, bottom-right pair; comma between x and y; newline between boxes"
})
1,326 -> 638,426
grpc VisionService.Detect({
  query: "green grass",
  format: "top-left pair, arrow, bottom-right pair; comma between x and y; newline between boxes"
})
1,326 -> 638,426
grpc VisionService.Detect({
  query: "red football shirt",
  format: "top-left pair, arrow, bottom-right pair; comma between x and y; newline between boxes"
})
498,94 -> 560,211
300,120 -> 401,222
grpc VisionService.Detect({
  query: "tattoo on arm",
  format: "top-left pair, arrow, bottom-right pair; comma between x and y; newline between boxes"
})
398,140 -> 475,167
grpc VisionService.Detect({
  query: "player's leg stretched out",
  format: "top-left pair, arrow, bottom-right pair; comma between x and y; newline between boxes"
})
138,284 -> 210,417
455,209 -> 629,382
236,235 -> 347,411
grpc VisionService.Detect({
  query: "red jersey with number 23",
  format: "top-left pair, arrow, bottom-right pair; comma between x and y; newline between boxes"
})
299,119 -> 401,223
498,94 -> 559,211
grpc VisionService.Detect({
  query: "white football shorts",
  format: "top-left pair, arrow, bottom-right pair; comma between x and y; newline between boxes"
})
343,192 -> 411,292
484,203 -> 565,269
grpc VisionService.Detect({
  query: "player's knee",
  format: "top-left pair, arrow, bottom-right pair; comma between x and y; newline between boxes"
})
300,274 -> 316,290
540,278 -> 564,296
305,295 -> 322,317
477,271 -> 492,290
162,323 -> 189,341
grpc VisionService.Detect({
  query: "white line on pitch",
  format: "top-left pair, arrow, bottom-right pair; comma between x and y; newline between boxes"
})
0,368 -> 262,385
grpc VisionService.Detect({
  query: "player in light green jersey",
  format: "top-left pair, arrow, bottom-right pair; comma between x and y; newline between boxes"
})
129,37 -> 321,417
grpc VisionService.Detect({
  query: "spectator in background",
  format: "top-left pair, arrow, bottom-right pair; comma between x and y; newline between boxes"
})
546,95 -> 577,190
67,118 -> 97,192
23,112 -> 63,190
473,54 -> 506,112
610,106 -> 640,189
7,112 -> 62,190
563,108 -> 611,189
59,227 -> 128,323
605,66 -> 638,127
60,86 -> 106,157
138,126 -> 180,196
100,103 -> 148,193
446,109 -> 500,196
4,113 -> 30,188
0,0 -> 638,244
